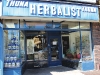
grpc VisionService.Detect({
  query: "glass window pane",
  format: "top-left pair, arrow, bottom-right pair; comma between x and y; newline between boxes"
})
27,31 -> 48,61
20,31 -> 25,62
3,20 -> 19,28
20,21 -> 46,29
80,22 -> 90,29
81,31 -> 92,61
61,22 -> 79,29
62,31 -> 81,59
50,38 -> 59,61
4,30 -> 20,68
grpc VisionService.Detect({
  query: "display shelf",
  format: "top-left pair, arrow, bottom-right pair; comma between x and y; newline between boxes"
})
4,30 -> 21,68
4,62 -> 26,75
4,30 -> 26,75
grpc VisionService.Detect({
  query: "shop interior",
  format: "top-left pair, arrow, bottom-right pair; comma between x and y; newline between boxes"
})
3,20 -> 92,75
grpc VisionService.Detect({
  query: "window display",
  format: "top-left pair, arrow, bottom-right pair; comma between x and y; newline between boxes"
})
4,30 -> 21,68
81,31 -> 92,61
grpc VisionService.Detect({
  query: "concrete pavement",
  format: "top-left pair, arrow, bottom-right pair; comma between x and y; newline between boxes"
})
23,66 -> 100,75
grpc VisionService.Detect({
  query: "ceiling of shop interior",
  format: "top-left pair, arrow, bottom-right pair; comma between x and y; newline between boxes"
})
25,30 -> 75,38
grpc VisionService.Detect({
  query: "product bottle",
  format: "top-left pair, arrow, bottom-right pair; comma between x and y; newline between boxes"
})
8,60 -> 11,68
4,60 -> 7,67
13,55 -> 17,61
13,36 -> 16,41
6,55 -> 9,61
16,59 -> 20,67
10,55 -> 13,61
12,60 -> 16,67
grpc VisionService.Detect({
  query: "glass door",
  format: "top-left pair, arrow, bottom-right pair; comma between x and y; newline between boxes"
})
48,36 -> 62,66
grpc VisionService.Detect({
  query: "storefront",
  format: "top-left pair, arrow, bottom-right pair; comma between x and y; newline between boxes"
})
0,0 -> 99,75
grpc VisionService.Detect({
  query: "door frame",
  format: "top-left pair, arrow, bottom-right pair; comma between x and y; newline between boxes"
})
0,23 -> 3,75
48,35 -> 62,66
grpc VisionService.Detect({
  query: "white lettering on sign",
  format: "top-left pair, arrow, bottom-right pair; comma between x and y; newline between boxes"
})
71,7 -> 77,17
30,4 -> 36,14
82,6 -> 97,13
58,6 -> 63,16
6,1 -> 29,7
5,1 -> 98,17
63,7 -> 70,16
77,8 -> 81,17
51,6 -> 56,15
38,4 -> 43,15
44,5 -> 49,15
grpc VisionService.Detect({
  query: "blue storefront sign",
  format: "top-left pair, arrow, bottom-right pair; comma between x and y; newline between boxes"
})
2,0 -> 99,21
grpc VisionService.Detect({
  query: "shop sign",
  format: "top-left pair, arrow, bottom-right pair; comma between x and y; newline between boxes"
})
2,0 -> 99,21
69,0 -> 96,3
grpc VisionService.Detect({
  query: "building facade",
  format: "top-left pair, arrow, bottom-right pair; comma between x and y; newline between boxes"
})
0,0 -> 99,75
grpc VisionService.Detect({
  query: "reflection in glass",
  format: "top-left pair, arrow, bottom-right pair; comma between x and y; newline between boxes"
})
4,30 -> 19,56
20,31 -> 25,62
61,22 -> 79,29
4,30 -> 20,68
50,38 -> 59,61
81,31 -> 92,61
20,21 -> 46,29
80,22 -> 90,29
3,20 -> 19,28
62,31 -> 81,59
26,31 -> 48,61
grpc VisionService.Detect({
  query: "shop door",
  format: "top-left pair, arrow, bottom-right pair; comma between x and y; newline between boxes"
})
48,36 -> 62,66
0,23 -> 3,75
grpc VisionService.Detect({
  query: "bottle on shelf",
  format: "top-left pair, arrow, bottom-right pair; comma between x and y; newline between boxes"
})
16,59 -> 21,67
4,60 -> 8,67
12,60 -> 16,67
13,55 -> 17,61
8,60 -> 11,68
8,43 -> 11,50
6,55 -> 9,61
10,55 -> 14,61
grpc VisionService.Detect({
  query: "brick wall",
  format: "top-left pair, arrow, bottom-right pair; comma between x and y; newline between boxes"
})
92,22 -> 100,70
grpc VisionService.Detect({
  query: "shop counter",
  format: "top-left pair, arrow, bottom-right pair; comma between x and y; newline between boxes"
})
4,62 -> 26,75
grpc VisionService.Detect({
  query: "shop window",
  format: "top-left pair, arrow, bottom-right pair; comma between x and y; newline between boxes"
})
80,22 -> 90,29
81,31 -> 92,61
61,22 -> 79,29
20,31 -> 25,62
4,30 -> 22,68
3,20 -> 19,28
62,31 -> 81,59
27,32 -> 48,61
20,21 -> 46,29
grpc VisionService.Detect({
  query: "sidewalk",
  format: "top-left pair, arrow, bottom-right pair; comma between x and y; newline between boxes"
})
24,66 -> 100,75
82,70 -> 100,75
